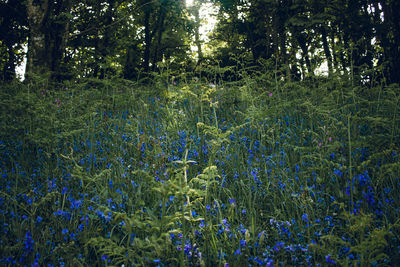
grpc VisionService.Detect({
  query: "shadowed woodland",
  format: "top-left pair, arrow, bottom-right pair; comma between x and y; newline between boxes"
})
1,0 -> 399,83
1,0 -> 400,266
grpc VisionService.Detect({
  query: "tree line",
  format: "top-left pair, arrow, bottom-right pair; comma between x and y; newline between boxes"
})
1,0 -> 399,85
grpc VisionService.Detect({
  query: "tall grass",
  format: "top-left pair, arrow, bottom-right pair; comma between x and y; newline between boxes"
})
0,71 -> 399,266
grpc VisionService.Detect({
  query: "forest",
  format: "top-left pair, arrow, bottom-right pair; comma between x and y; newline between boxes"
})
1,0 -> 400,266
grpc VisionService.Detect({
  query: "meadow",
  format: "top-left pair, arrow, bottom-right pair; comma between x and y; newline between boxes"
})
1,70 -> 399,266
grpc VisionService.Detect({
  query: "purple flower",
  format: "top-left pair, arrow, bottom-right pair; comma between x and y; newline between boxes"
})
23,231 -> 34,256
325,254 -> 336,264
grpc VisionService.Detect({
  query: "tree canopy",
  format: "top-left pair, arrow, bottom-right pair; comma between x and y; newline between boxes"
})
1,0 -> 399,85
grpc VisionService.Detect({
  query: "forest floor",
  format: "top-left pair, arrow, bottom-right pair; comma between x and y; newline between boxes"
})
1,75 -> 399,266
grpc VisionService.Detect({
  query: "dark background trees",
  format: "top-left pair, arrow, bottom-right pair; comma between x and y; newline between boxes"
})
209,0 -> 400,84
0,0 -> 399,85
0,0 -> 28,81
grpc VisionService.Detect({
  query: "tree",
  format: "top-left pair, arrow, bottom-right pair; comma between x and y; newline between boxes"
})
0,0 -> 28,81
2,0 -> 397,85
377,0 -> 400,84
25,0 -> 72,79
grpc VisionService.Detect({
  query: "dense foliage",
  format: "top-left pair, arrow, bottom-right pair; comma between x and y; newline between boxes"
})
209,0 -> 400,85
1,69 -> 399,265
1,0 -> 399,85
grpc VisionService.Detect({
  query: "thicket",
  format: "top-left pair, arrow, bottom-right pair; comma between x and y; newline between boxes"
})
0,68 -> 399,266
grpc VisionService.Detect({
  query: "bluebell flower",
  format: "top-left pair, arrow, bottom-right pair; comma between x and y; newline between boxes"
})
61,187 -> 68,194
302,213 -> 309,223
333,167 -> 342,177
23,231 -> 34,256
325,254 -> 336,264
71,199 -> 82,210
184,243 -> 192,255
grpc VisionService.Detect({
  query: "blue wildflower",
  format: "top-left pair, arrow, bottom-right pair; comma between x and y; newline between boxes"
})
302,213 -> 309,223
325,254 -> 336,264
23,231 -> 34,256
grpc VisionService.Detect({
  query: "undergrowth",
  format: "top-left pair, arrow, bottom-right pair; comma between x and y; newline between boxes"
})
0,71 -> 399,266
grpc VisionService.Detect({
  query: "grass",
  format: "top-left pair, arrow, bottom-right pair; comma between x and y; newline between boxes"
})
0,72 -> 399,266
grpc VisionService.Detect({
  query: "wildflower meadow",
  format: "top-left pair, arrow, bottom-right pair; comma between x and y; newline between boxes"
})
1,70 -> 399,266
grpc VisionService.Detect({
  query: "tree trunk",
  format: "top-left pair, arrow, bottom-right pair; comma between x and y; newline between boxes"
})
338,31 -> 348,75
143,8 -> 151,73
193,3 -> 203,64
330,26 -> 340,73
152,2 -> 167,71
295,32 -> 313,75
277,0 -> 290,79
26,0 -> 50,75
25,0 -> 71,79
381,1 -> 400,84
51,0 -> 71,80
321,25 -> 333,75
124,44 -> 140,80
272,7 -> 279,66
